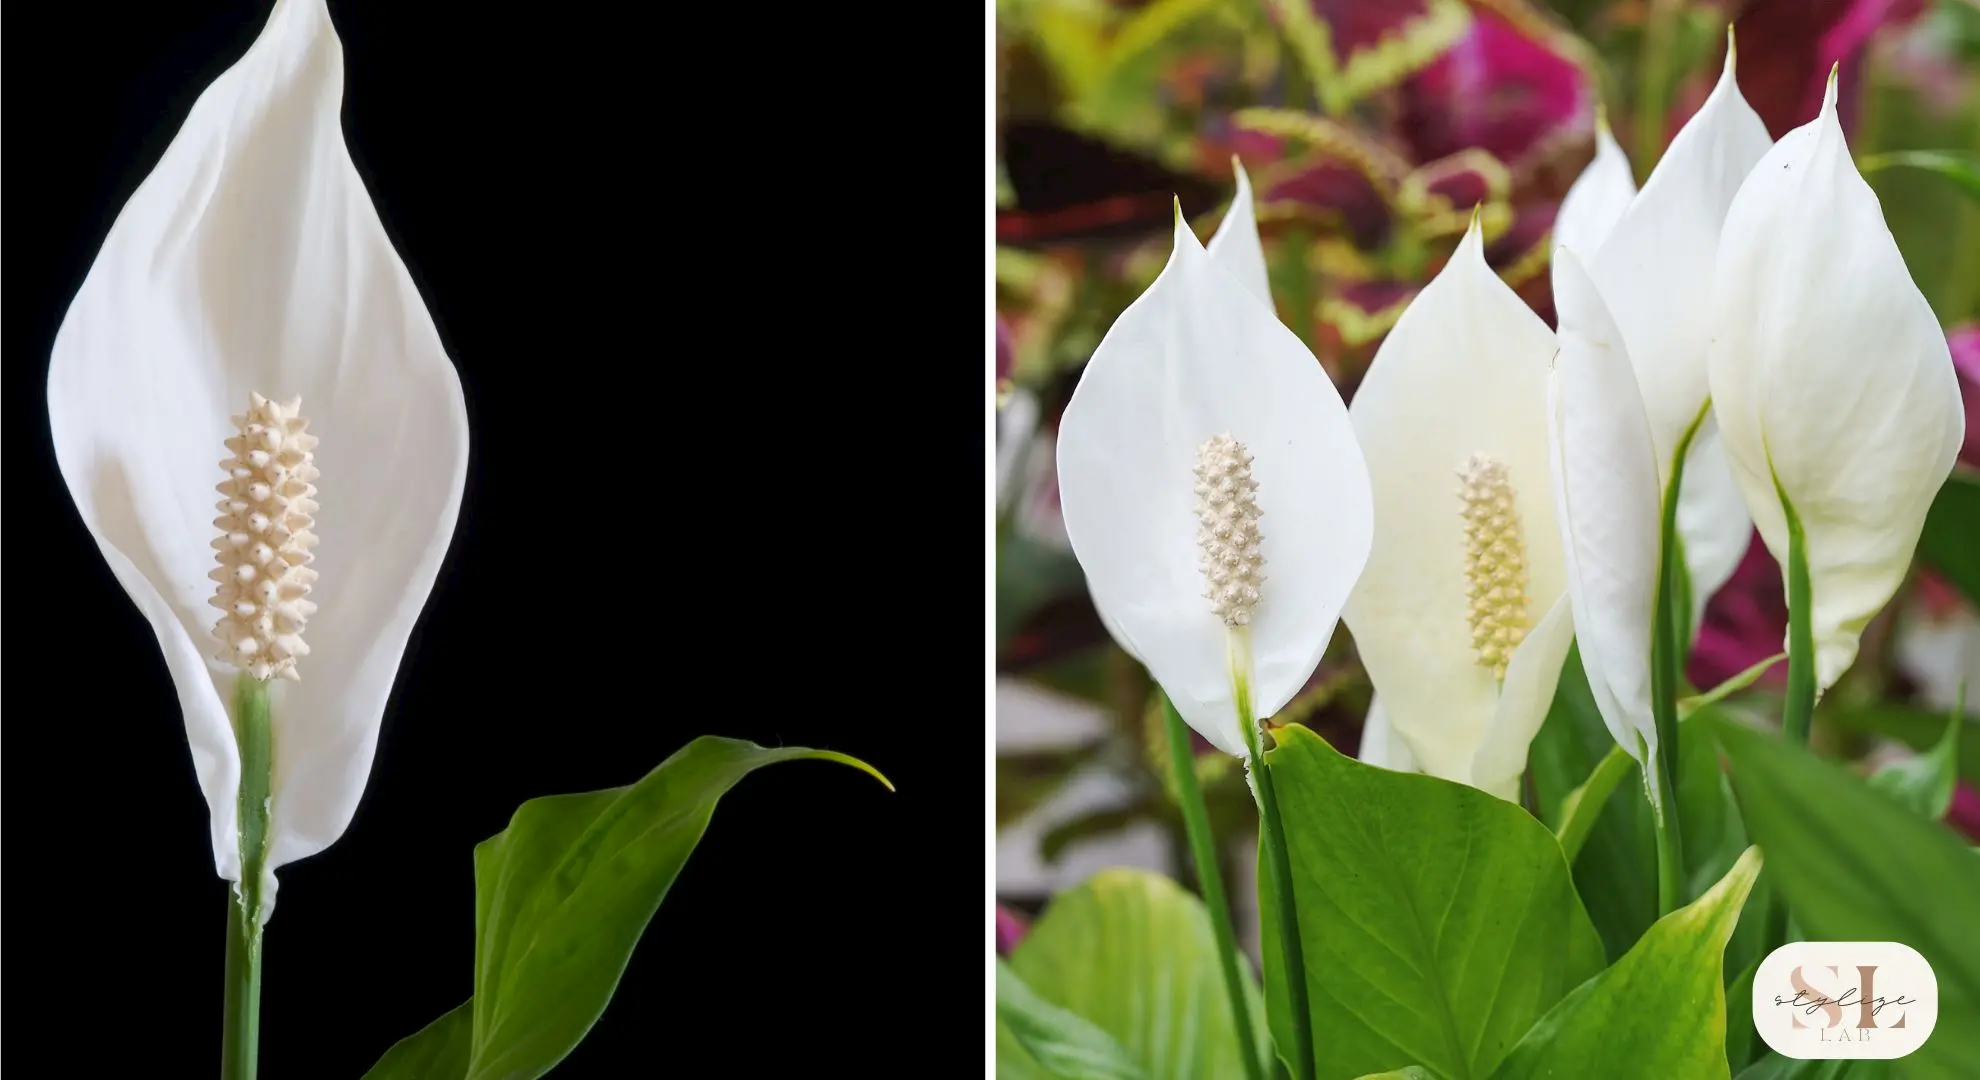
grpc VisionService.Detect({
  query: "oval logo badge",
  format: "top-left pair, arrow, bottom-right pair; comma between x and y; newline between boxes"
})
1752,941 -> 1938,1060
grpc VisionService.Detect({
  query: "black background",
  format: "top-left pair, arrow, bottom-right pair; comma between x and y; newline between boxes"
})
6,2 -> 984,1075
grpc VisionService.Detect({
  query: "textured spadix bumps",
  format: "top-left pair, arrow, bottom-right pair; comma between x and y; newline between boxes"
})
1194,434 -> 1267,628
1057,203 -> 1371,760
210,393 -> 320,682
1457,453 -> 1533,681
45,0 -> 468,893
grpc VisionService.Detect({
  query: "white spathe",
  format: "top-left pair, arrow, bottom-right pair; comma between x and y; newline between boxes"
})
1548,249 -> 1664,776
1057,209 -> 1371,759
1568,48 -> 1772,621
1553,117 -> 1636,264
46,0 -> 468,901
1089,161 -> 1286,670
1707,74 -> 1964,691
1343,219 -> 1575,799
1356,695 -> 1420,774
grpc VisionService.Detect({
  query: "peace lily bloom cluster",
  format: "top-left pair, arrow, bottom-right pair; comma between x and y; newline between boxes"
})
1053,41 -> 1960,1071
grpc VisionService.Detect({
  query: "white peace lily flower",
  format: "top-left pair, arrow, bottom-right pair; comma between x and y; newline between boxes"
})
1564,45 -> 1773,622
1553,114 -> 1636,263
1058,197 -> 1372,761
1356,695 -> 1420,774
1707,72 -> 1964,691
1343,219 -> 1575,800
1547,250 -> 1663,776
1088,161 -> 1285,670
47,0 -> 468,909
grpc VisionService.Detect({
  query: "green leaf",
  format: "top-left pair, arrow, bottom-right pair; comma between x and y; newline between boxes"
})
1354,1071 -> 1434,1080
1713,719 -> 1980,1080
362,1002 -> 472,1080
1826,698 -> 1980,787
1919,472 -> 1980,610
997,958 -> 1150,1080
362,737 -> 890,1080
1010,867 -> 1271,1080
1554,743 -> 1631,863
1734,1054 -> 1893,1079
1679,654 -> 1786,717
1258,725 -> 1605,1080
1528,649 -> 1659,962
1858,150 -> 1980,204
1491,847 -> 1764,1080
1867,695 -> 1967,819
1724,960 -> 1758,1071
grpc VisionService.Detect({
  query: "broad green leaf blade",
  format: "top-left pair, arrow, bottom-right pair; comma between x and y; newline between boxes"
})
1355,1070 -> 1433,1080
1734,1054 -> 1892,1079
471,789 -> 622,1042
996,959 -> 1150,1080
1529,649 -> 1659,961
1259,725 -> 1606,1080
1713,719 -> 1980,1080
466,738 -> 889,1080
1825,698 -> 1980,786
1725,960 -> 1759,1072
361,1001 -> 472,1080
1555,744 -> 1630,862
1867,698 -> 1967,819
1492,848 -> 1763,1080
1918,473 -> 1980,609
1858,150 -> 1980,204
1009,867 -> 1271,1080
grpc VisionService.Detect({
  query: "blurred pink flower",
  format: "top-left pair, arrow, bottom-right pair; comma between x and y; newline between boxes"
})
1950,322 -> 1980,466
1726,0 -> 1930,139
996,905 -> 1029,955
1689,530 -> 1785,692
1948,784 -> 1980,842
1395,4 -> 1595,176
997,314 -> 1015,389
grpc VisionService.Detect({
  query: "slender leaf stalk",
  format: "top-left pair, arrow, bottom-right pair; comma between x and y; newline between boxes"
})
1162,694 -> 1267,1080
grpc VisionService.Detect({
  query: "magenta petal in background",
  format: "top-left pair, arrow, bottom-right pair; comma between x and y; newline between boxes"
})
996,905 -> 1028,955
1732,0 -> 1929,139
1949,322 -> 1980,466
1396,11 -> 1593,174
997,315 -> 1015,387
1689,530 -> 1786,692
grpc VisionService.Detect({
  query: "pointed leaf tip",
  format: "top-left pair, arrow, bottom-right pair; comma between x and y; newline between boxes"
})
809,749 -> 895,792
1725,24 -> 1737,68
1173,195 -> 1184,230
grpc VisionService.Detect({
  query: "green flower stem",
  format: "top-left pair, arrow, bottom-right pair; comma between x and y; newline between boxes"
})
1232,632 -> 1315,1080
1778,490 -> 1817,745
1760,481 -> 1819,960
1161,694 -> 1267,1080
1648,414 -> 1702,914
224,674 -> 273,1080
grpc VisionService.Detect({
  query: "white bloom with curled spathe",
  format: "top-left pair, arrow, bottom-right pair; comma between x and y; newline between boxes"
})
1554,44 -> 1773,625
1707,71 -> 1964,691
46,0 -> 467,908
1343,218 -> 1574,800
1057,205 -> 1372,760
1087,161 -> 1281,668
